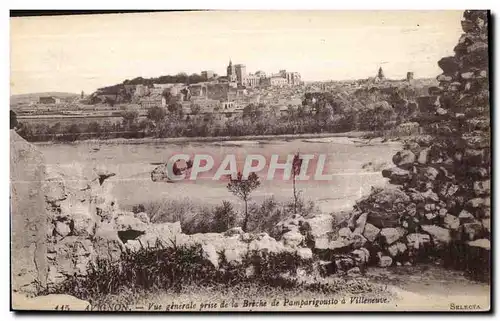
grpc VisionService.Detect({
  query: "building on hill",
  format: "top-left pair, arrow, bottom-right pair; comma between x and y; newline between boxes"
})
261,76 -> 287,87
201,70 -> 215,80
39,96 -> 61,104
406,72 -> 414,82
235,64 -> 247,86
226,59 -> 237,82
245,74 -> 260,87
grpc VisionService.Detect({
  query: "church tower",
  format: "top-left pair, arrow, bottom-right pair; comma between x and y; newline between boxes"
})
227,59 -> 236,82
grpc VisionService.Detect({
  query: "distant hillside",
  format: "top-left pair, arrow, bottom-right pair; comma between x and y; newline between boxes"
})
10,92 -> 80,106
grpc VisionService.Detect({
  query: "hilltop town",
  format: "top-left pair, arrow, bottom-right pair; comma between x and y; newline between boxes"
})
11,60 -> 437,142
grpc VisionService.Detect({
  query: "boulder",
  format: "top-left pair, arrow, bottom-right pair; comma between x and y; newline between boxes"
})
482,219 -> 491,233
351,248 -> 370,264
417,148 -> 431,164
380,227 -> 405,245
282,230 -> 304,248
10,131 -> 49,292
248,233 -> 285,254
353,213 -> 368,234
382,167 -> 412,184
201,244 -> 219,269
362,223 -> 381,242
392,150 -> 416,169
224,227 -> 244,237
473,180 -> 490,196
296,247 -> 313,260
462,222 -> 483,241
378,255 -> 393,267
421,225 -> 451,246
387,242 -> 407,257
272,214 -> 306,239
93,223 -> 124,262
443,214 -> 460,230
70,202 -> 96,237
114,212 -> 147,233
406,233 -> 431,250
54,221 -> 71,237
134,222 -> 182,248
302,214 -> 334,242
467,238 -> 490,250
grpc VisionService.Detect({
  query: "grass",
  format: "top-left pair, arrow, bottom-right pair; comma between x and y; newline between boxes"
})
129,196 -> 320,235
42,241 -> 385,308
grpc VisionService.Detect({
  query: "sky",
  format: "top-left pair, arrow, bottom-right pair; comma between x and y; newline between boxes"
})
10,10 -> 464,95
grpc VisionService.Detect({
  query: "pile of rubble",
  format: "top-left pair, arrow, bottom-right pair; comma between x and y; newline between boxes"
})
341,10 -> 490,280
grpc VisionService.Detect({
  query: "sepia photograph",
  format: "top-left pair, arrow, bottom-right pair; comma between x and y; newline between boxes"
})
9,9 -> 491,312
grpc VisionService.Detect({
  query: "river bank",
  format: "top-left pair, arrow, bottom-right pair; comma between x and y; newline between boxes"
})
32,131 -> 381,146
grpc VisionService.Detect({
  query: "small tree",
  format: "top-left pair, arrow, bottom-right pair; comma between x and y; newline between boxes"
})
212,201 -> 237,232
227,172 -> 261,232
147,106 -> 167,123
292,152 -> 303,214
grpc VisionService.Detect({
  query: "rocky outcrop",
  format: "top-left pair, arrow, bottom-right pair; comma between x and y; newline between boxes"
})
10,130 -> 49,293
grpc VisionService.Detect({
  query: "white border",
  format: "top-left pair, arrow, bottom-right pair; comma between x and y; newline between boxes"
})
2,1 -> 498,320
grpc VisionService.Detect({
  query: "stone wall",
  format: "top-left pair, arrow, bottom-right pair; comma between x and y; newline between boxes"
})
339,10 -> 490,280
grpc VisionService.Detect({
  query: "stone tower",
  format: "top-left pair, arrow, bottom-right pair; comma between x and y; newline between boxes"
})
227,59 -> 236,82
406,72 -> 414,82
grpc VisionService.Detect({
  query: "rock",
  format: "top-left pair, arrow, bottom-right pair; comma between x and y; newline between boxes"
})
421,225 -> 451,246
462,222 -> 483,241
353,213 -> 368,234
134,212 -> 150,224
349,233 -> 367,249
71,202 -> 96,237
12,293 -> 90,311
347,267 -> 361,276
224,227 -> 244,237
352,248 -> 370,264
382,167 -> 412,184
54,221 -> 71,237
338,227 -> 352,239
387,242 -> 407,257
248,233 -> 285,254
272,214 -> 306,239
380,227 -> 404,245
362,223 -> 381,242
282,230 -> 304,248
94,223 -> 124,262
392,150 -> 416,169
358,187 -> 411,228
224,248 -> 245,265
473,180 -> 490,196
417,148 -> 430,164
467,238 -> 490,250
114,212 -> 147,233
458,210 -> 476,222
302,214 -> 334,242
406,233 -> 431,250
245,265 -> 255,278
467,198 -> 488,209
10,131 -> 49,292
135,222 -> 182,247
296,247 -> 313,260
443,214 -> 460,230
378,256 -> 393,267
418,166 -> 439,181
335,257 -> 355,272
482,219 -> 490,233
44,177 -> 67,203
201,244 -> 219,269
